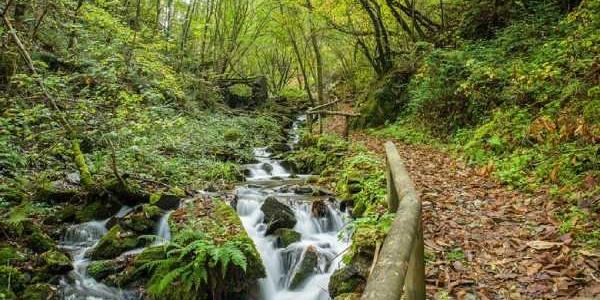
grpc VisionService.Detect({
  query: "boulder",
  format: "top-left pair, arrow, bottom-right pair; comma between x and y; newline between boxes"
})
150,193 -> 181,210
40,250 -> 72,274
289,246 -> 319,289
261,163 -> 273,173
118,205 -> 162,234
27,229 -> 56,253
328,265 -> 367,298
87,260 -> 126,281
0,266 -> 26,293
311,200 -> 328,218
22,284 -> 58,300
87,225 -> 143,260
274,229 -> 301,248
292,186 -> 314,195
260,197 -> 297,235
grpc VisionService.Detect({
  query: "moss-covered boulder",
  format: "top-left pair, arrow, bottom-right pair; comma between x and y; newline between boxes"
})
40,250 -> 72,274
0,288 -> 16,300
75,200 -> 121,222
22,284 -> 58,300
87,260 -> 125,281
260,197 -> 296,235
150,193 -> 181,210
328,265 -> 366,298
0,245 -> 27,266
289,245 -> 319,289
86,225 -> 143,260
118,204 -> 162,234
274,228 -> 301,248
27,229 -> 56,253
0,266 -> 26,293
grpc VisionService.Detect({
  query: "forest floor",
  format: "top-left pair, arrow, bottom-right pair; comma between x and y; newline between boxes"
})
323,116 -> 599,299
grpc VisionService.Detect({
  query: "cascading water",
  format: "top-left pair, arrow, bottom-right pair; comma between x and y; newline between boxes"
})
237,117 -> 350,300
59,206 -> 172,299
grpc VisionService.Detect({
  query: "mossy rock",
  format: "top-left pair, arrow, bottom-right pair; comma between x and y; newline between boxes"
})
58,204 -> 77,223
0,289 -> 16,300
87,260 -> 125,281
149,193 -> 181,210
118,204 -> 162,234
75,200 -> 121,222
260,197 -> 296,235
328,265 -> 366,298
274,228 -> 301,248
87,225 -> 143,260
40,250 -> 72,274
0,266 -> 26,293
27,230 -> 56,253
289,246 -> 319,289
0,246 -> 27,266
22,284 -> 58,300
333,293 -> 361,300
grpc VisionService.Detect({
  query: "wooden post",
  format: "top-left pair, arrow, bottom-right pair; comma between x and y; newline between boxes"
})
343,115 -> 350,140
405,219 -> 426,300
386,159 -> 399,213
319,113 -> 323,134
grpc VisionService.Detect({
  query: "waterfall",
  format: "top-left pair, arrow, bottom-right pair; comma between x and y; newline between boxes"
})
237,118 -> 349,300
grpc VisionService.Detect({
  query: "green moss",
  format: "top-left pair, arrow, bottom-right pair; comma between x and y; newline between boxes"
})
274,228 -> 301,248
0,266 -> 26,293
40,250 -> 72,274
0,246 -> 27,266
88,225 -> 143,260
334,293 -> 361,300
289,246 -> 318,289
22,284 -> 57,300
71,139 -> 93,188
87,260 -> 123,281
27,230 -> 56,253
228,84 -> 253,98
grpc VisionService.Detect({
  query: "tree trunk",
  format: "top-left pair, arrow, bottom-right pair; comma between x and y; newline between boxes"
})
305,0 -> 324,105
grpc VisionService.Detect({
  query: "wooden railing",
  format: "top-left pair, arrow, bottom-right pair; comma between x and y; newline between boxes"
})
305,99 -> 359,140
361,141 -> 426,300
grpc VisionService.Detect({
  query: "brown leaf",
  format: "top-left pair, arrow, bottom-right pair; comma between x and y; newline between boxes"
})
526,240 -> 563,250
526,262 -> 542,276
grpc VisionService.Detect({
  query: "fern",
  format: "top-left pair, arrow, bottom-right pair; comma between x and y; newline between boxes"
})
140,225 -> 250,299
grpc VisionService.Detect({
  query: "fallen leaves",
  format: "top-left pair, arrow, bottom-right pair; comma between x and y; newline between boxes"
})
346,130 -> 600,299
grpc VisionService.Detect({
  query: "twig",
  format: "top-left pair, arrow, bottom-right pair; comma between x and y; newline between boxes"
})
1,0 -> 13,17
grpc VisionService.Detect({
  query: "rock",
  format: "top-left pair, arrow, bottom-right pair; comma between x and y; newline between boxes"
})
27,229 -> 56,253
0,266 -> 26,293
35,180 -> 79,203
292,185 -> 314,195
87,225 -> 143,260
87,260 -> 126,281
66,172 -> 81,184
261,163 -> 273,173
150,193 -> 181,210
118,204 -> 162,234
313,187 -> 334,196
58,204 -> 77,223
260,197 -> 297,235
334,293 -> 361,300
22,284 -> 58,300
311,200 -> 328,218
40,250 -> 72,274
268,143 -> 291,154
0,289 -> 16,300
0,245 -> 27,266
289,246 -> 319,289
75,200 -> 121,223
328,265 -> 366,298
348,183 -> 362,194
274,229 -> 301,248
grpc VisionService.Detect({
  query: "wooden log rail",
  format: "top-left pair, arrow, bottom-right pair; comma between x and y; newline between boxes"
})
305,99 -> 360,140
361,141 -> 426,300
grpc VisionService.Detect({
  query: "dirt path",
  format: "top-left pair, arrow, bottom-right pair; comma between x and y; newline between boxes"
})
347,131 -> 599,300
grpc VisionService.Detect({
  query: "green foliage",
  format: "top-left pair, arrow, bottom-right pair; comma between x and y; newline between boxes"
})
228,84 -> 253,98
336,153 -> 386,217
284,134 -> 350,175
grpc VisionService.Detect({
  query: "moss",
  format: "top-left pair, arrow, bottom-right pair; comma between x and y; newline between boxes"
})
274,228 -> 301,248
334,293 -> 361,300
87,225 -> 143,260
75,200 -> 120,222
0,289 -> 16,300
27,230 -> 56,253
0,266 -> 26,293
228,84 -> 253,98
0,246 -> 27,266
71,139 -> 93,188
22,284 -> 58,300
328,266 -> 366,297
87,260 -> 124,281
289,246 -> 318,289
40,250 -> 72,274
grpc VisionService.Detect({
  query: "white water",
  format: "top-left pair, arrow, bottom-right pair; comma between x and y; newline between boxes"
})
238,127 -> 349,300
60,206 -> 172,299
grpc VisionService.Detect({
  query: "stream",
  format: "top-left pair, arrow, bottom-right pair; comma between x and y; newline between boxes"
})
59,116 -> 349,300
